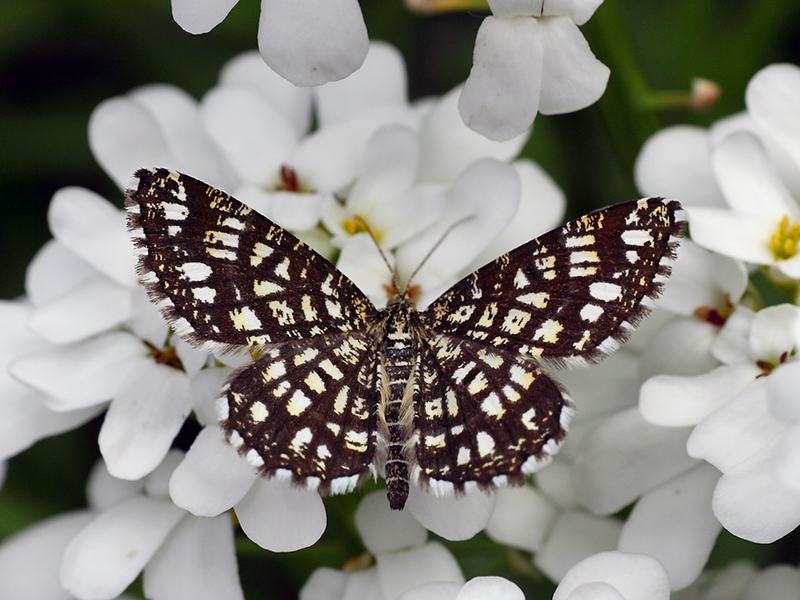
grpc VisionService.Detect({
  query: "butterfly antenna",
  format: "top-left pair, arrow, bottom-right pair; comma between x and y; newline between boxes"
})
353,215 -> 402,296
406,214 -> 476,288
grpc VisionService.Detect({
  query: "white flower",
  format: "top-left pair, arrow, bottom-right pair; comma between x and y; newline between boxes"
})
396,576 -> 525,600
0,301 -> 102,461
171,0 -> 369,87
8,192 -> 207,480
636,63 -> 800,280
675,561 -> 800,600
459,0 -> 609,141
552,551 -> 671,600
299,491 -> 466,600
638,240 -> 747,380
642,304 -> 800,543
0,455 -> 243,600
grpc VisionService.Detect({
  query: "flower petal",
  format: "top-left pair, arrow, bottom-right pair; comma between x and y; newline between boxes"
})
171,0 -> 239,34
48,187 -> 136,287
687,379 -> 788,472
86,460 -> 145,511
640,364 -> 760,427
9,332 -> 144,410
129,85 -> 236,189
376,541 -> 464,600
235,477 -> 326,552
617,464 -> 722,591
258,0 -> 368,87
748,304 -> 800,362
170,426 -> 258,516
537,16 -> 609,115
656,240 -> 748,316
355,491 -> 427,555
552,551 -> 671,600
575,408 -> 699,515
418,86 -> 528,184
485,486 -> 559,553
635,126 -> 726,208
27,275 -> 132,344
315,41 -> 408,128
469,159 -> 566,269
397,582 -> 461,600
396,158 -> 520,303
712,444 -> 800,543
143,513 -> 243,600
61,496 -> 186,599
98,361 -> 192,480
201,87 -> 298,186
687,206 -> 779,266
712,131 -> 797,218
459,17 -> 543,141
0,511 -> 93,600
534,513 -> 623,583
301,567 -> 348,600
458,576 -> 524,600
639,317 -> 720,379
219,51 -> 313,137
746,63 -> 800,182
406,485 -> 495,541
25,240 -> 97,306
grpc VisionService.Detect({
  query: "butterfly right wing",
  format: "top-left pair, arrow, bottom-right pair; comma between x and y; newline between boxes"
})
126,168 -> 377,354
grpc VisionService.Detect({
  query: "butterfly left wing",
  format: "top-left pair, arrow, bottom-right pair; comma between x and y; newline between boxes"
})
126,169 -> 385,494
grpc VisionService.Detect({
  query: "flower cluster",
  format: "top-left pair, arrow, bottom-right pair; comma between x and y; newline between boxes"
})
3,2 -> 800,599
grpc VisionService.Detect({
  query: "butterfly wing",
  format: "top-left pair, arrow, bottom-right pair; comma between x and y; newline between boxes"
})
410,333 -> 572,494
220,332 -> 382,493
127,168 -> 383,489
410,199 -> 682,494
421,198 -> 684,367
126,168 -> 377,354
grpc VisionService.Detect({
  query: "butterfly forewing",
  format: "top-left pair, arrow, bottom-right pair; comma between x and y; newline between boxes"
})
422,199 -> 684,366
127,168 -> 376,354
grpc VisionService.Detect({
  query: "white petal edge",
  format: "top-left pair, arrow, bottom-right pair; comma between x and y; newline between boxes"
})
459,16 -> 543,142
258,0 -> 368,87
552,551 -> 670,600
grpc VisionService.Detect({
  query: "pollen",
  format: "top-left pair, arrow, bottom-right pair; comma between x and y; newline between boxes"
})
770,215 -> 800,260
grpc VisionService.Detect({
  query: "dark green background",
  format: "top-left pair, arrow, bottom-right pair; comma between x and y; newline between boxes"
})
1,1 -> 799,597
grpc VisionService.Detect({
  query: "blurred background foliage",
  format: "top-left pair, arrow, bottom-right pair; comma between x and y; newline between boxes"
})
1,0 -> 800,597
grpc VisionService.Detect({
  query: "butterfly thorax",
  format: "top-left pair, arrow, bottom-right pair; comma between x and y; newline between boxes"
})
380,295 -> 423,510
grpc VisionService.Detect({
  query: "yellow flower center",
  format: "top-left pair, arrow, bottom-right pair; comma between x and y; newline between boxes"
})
343,214 -> 373,237
771,215 -> 800,260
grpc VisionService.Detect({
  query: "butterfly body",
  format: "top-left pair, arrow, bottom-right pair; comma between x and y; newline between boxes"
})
127,168 -> 684,510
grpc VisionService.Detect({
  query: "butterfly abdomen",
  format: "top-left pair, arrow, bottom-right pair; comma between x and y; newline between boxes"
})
380,301 -> 419,510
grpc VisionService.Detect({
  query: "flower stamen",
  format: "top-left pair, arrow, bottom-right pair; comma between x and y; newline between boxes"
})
143,340 -> 185,371
343,213 -> 372,236
770,215 -> 800,261
694,294 -> 735,326
756,350 -> 790,378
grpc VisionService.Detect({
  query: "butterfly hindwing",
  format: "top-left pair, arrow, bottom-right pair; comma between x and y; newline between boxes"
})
410,334 -> 573,495
219,332 -> 383,494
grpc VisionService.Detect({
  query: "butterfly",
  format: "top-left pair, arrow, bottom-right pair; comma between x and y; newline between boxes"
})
127,168 -> 683,510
